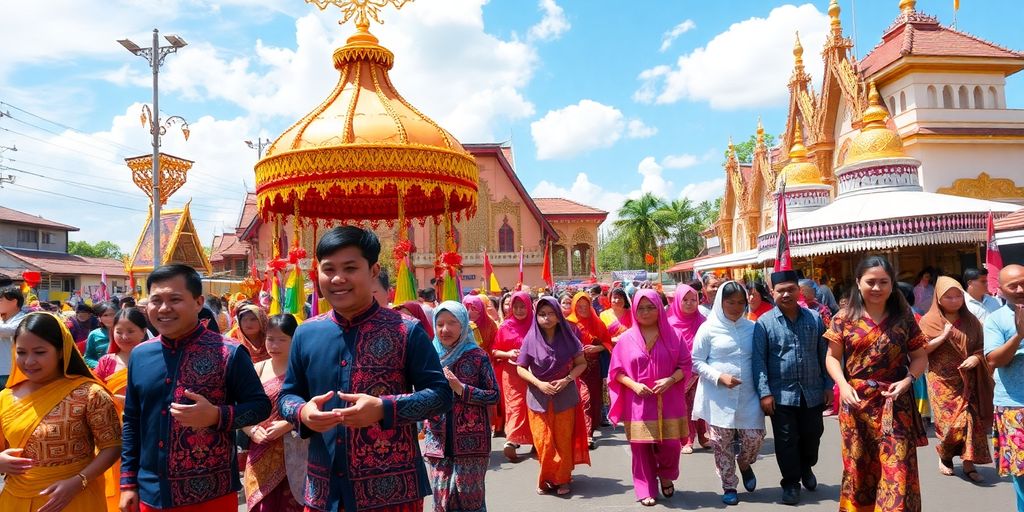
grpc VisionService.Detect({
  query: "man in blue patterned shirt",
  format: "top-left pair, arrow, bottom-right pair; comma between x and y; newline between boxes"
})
752,270 -> 832,506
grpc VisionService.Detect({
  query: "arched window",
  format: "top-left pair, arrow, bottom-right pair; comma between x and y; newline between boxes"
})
552,245 -> 568,276
942,85 -> 954,108
497,217 -> 514,253
926,85 -> 938,108
899,91 -> 907,112
571,245 -> 589,276
888,96 -> 896,114
989,86 -> 1000,109
973,86 -> 985,109
958,86 -> 970,109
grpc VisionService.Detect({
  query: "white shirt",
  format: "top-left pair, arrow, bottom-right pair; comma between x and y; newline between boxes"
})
691,287 -> 765,430
966,294 -> 1001,323
0,310 -> 27,376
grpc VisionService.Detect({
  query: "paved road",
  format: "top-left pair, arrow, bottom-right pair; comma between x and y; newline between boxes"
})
476,416 -> 1013,511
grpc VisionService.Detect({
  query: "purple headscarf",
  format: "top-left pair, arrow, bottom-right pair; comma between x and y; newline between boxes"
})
516,296 -> 583,413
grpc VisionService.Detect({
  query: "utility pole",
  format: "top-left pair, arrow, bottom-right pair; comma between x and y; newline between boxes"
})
0,141 -> 16,187
118,29 -> 188,268
246,137 -> 272,159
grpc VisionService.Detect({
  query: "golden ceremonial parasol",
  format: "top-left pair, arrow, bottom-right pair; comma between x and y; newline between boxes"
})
254,0 -> 479,305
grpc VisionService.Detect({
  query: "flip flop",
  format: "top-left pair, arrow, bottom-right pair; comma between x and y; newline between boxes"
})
660,479 -> 675,498
939,459 -> 955,476
640,497 -> 657,506
556,484 -> 572,496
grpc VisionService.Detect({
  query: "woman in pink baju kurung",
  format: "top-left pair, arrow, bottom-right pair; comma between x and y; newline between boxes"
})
667,284 -> 708,453
609,289 -> 693,506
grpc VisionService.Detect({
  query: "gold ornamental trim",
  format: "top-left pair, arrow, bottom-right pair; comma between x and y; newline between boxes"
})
624,418 -> 689,442
937,172 -> 1024,200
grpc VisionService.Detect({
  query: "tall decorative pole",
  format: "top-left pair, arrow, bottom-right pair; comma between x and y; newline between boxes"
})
118,29 -> 188,267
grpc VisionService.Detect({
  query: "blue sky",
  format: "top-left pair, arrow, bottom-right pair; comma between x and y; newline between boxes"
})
1,0 -> 1021,252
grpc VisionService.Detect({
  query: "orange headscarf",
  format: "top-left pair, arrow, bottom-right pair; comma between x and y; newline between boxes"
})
566,292 -> 612,352
919,276 -> 994,430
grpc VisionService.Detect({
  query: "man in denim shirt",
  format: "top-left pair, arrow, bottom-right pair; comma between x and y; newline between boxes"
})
752,270 -> 832,505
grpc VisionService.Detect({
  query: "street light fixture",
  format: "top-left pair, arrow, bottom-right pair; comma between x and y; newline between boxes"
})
246,138 -> 272,159
118,29 -> 188,268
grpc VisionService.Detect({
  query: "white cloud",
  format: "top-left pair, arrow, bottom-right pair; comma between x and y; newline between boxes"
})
528,0 -> 571,42
636,157 -> 673,198
626,119 -> 658,139
531,100 -> 625,160
679,178 -> 726,203
661,147 -> 717,169
636,3 -> 828,109
660,19 -> 696,52
532,173 -> 628,225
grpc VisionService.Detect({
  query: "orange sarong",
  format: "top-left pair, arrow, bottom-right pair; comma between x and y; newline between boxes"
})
527,402 -> 590,487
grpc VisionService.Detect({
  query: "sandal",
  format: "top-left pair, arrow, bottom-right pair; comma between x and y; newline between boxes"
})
503,442 -> 520,462
681,444 -> 694,454
939,459 -> 955,476
537,481 -> 554,494
640,497 -> 657,506
660,479 -> 675,498
556,484 -> 572,496
963,463 -> 985,483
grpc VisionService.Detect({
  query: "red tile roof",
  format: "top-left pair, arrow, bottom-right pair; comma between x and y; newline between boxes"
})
235,193 -> 258,235
995,208 -> 1024,232
0,206 -> 79,231
859,10 -> 1023,77
666,255 -> 711,273
534,198 -> 608,218
1,248 -> 126,276
209,232 -> 247,263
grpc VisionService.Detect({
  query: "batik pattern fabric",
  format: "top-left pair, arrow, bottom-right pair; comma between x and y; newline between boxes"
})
926,338 -> 992,463
245,374 -> 305,511
0,381 -> 122,512
424,348 -> 498,458
425,456 -> 488,512
994,406 -> 1024,477
278,304 -> 452,512
706,425 -> 764,491
120,325 -> 271,509
824,313 -> 928,512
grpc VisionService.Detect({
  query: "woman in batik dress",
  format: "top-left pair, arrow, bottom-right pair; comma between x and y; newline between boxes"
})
920,276 -> 993,482
825,256 -> 929,512
425,302 -> 498,512
0,312 -> 122,512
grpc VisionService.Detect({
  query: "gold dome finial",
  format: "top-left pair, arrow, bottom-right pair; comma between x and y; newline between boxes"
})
829,0 -> 841,22
899,0 -> 916,13
790,123 -> 808,161
727,136 -> 735,155
756,117 -> 765,143
307,0 -> 412,36
793,31 -> 804,66
843,81 -> 908,165
777,122 -> 823,186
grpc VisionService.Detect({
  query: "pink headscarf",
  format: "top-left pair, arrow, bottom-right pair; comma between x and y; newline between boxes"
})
462,294 -> 498,351
500,291 -> 534,338
667,284 -> 705,349
396,301 -> 434,340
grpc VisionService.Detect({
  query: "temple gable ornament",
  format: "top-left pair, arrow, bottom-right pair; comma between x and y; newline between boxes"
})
937,172 -> 1024,201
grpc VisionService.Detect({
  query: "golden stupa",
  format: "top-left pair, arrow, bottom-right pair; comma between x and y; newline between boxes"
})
844,82 -> 907,166
777,123 -> 823,187
254,0 -> 478,225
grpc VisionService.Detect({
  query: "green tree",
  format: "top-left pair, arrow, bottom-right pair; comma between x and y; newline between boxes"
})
655,198 -> 703,262
613,193 -> 668,270
725,132 -> 777,164
597,228 -> 630,271
68,240 -> 126,260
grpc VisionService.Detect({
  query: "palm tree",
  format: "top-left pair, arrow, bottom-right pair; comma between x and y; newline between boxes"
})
655,198 -> 702,261
614,193 -> 668,269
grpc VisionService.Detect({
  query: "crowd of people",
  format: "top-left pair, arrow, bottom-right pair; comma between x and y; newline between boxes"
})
0,224 -> 1021,512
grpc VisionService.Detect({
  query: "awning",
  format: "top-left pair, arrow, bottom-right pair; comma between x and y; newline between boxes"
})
693,249 -> 759,271
666,255 -> 712,273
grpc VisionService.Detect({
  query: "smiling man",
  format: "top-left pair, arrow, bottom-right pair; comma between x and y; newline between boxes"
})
119,264 -> 270,512
279,226 -> 452,512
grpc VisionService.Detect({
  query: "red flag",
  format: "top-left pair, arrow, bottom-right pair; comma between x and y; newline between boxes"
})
99,271 -> 110,301
516,245 -> 524,291
589,250 -> 598,283
483,250 -> 494,286
774,180 -> 792,272
986,210 -> 1004,294
541,241 -> 553,288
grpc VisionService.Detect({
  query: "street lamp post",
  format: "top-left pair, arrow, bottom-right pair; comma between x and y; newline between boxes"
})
246,138 -> 272,159
118,29 -> 187,268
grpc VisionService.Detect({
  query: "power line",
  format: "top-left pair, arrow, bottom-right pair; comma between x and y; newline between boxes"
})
0,101 -> 150,154
6,182 -> 229,222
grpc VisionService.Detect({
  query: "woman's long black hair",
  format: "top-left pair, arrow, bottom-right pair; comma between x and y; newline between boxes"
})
845,255 -> 910,321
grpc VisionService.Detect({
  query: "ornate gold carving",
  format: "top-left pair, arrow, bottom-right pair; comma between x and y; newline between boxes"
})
937,172 -> 1024,200
125,153 -> 194,206
306,0 -> 413,28
571,227 -> 595,246
844,82 -> 907,166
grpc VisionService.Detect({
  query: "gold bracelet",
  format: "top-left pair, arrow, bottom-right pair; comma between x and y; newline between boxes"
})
77,472 -> 88,490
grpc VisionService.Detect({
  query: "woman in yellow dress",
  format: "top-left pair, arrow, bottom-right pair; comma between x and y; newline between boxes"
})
0,311 -> 122,512
94,308 -> 149,511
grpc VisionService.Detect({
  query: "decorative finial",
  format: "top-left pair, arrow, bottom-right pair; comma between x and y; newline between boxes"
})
899,0 -> 916,13
789,122 -> 808,161
861,81 -> 889,128
727,136 -> 735,155
306,0 -> 413,31
828,0 -> 842,33
793,31 -> 804,66
756,117 -> 765,142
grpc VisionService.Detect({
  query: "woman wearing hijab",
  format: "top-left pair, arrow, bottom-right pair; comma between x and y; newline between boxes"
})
691,281 -> 765,506
745,282 -> 773,321
919,276 -> 993,482
567,292 -> 613,448
517,297 -> 590,496
609,289 -> 692,506
492,292 -> 535,461
229,304 -> 270,363
463,295 -> 498,353
600,288 -> 633,343
425,302 -> 498,512
395,300 -> 435,340
667,284 -> 709,454
0,312 -> 122,511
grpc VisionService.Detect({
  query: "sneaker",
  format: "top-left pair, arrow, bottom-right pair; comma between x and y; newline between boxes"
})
722,489 -> 739,506
781,485 -> 800,505
801,470 -> 817,491
740,466 -> 756,492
